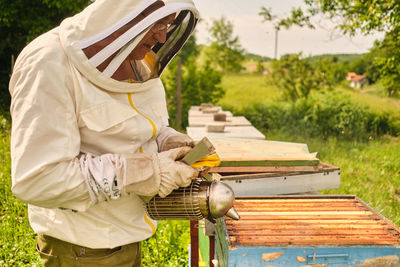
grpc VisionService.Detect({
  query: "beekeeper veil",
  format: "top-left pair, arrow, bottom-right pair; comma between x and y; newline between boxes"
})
59,0 -> 199,92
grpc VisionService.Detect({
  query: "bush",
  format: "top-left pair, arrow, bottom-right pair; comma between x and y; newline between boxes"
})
239,92 -> 399,140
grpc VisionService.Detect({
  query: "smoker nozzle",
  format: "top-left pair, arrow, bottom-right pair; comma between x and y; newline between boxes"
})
226,207 -> 240,220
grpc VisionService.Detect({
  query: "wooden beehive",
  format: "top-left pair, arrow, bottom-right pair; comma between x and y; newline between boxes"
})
215,195 -> 400,266
227,196 -> 400,246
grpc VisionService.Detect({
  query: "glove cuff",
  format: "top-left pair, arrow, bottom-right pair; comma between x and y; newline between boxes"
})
156,127 -> 179,152
157,127 -> 194,152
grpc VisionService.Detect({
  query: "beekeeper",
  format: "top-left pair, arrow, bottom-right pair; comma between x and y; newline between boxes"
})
9,0 -> 199,266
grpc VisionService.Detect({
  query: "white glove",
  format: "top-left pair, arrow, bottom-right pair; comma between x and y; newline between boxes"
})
124,146 -> 198,198
156,127 -> 195,152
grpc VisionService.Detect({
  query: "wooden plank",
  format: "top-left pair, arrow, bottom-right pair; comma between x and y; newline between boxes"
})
235,202 -> 368,211
236,198 -> 356,203
226,224 -> 391,230
231,215 -> 376,220
229,236 -> 400,246
186,126 -> 265,141
237,195 -> 356,199
210,164 -> 339,174
237,211 -> 374,216
189,116 -> 251,127
189,109 -> 233,117
208,137 -> 319,165
225,219 -> 385,226
233,206 -> 367,212
219,159 -> 320,167
230,235 -> 400,242
227,229 -> 394,236
233,202 -> 365,208
236,199 -> 356,203
211,166 -> 318,173
234,201 -> 363,207
190,221 -> 199,267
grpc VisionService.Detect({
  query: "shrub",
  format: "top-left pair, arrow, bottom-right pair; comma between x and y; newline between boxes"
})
239,92 -> 399,140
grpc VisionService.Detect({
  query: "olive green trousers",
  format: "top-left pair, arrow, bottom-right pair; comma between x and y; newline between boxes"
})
36,234 -> 141,267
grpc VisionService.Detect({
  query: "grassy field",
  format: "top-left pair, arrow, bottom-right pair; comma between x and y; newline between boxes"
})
337,85 -> 400,114
2,73 -> 400,266
219,73 -> 400,114
218,73 -> 279,110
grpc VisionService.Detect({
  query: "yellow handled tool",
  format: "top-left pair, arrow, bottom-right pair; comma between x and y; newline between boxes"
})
191,153 -> 221,169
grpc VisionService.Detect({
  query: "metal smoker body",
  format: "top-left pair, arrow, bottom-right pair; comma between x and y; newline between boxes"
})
145,178 -> 240,222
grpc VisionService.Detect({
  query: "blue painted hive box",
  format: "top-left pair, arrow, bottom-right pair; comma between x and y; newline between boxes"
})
215,195 -> 400,266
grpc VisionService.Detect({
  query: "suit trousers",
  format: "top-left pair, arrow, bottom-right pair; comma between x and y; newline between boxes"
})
36,234 -> 141,267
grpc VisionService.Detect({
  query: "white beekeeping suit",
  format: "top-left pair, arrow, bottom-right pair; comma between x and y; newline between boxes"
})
9,0 -> 199,249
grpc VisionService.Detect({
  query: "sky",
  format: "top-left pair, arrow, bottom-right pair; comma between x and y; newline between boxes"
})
193,0 -> 384,58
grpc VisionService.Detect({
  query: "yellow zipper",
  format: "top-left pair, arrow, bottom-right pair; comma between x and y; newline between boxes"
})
128,93 -> 157,235
127,93 -> 157,138
144,213 -> 156,235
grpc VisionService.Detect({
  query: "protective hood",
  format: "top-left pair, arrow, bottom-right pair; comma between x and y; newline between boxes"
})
59,0 -> 199,93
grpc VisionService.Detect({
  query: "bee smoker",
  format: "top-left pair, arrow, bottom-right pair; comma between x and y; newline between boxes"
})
144,178 -> 240,222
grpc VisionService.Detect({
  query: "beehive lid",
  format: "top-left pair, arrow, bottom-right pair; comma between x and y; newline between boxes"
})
187,126 -> 266,141
189,116 -> 252,127
224,195 -> 400,247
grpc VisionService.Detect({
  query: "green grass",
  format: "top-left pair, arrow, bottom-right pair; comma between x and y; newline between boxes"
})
218,73 -> 279,110
337,86 -> 400,114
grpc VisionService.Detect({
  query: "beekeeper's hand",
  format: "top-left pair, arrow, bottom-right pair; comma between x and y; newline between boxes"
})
156,127 -> 195,152
124,147 -> 198,198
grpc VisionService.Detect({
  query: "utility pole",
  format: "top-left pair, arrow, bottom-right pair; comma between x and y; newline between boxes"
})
260,6 -> 315,60
274,29 -> 278,59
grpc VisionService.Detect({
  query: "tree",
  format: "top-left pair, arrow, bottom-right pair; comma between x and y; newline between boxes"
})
0,0 -> 91,110
203,17 -> 245,73
301,0 -> 400,36
314,56 -> 348,85
372,33 -> 400,97
162,35 -> 224,129
172,35 -> 199,128
255,61 -> 265,74
280,0 -> 400,96
268,53 -> 328,101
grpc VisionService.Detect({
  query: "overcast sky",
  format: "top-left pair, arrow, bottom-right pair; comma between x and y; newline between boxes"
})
193,0 -> 384,58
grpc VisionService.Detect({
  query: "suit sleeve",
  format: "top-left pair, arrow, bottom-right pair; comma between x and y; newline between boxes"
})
9,40 -> 125,211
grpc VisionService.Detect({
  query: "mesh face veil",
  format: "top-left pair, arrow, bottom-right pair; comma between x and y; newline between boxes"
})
79,0 -> 198,83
